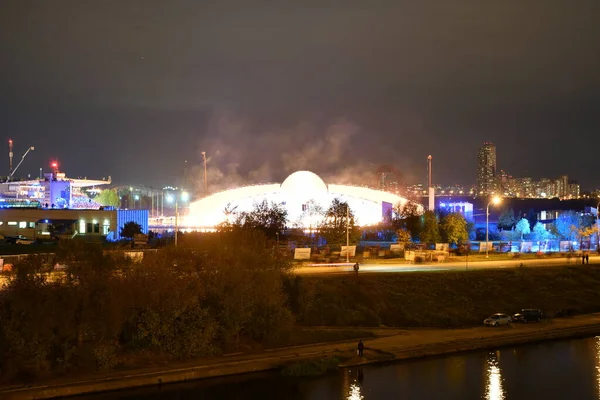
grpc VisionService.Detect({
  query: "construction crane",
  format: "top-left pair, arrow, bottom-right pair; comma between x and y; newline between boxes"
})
6,146 -> 34,183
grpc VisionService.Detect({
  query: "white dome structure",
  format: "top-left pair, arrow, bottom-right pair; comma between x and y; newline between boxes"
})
185,171 -> 422,228
280,171 -> 328,199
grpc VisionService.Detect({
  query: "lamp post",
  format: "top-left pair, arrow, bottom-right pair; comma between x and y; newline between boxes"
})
346,203 -> 350,263
168,191 -> 189,247
201,151 -> 208,196
486,196 -> 502,259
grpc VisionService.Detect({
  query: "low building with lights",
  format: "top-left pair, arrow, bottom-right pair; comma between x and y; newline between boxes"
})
0,208 -> 148,241
186,170 -> 423,229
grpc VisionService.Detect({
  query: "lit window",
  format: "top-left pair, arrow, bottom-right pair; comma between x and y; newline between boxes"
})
79,220 -> 85,234
18,221 -> 27,228
0,222 -> 3,225
28,222 -> 35,228
8,221 -> 17,226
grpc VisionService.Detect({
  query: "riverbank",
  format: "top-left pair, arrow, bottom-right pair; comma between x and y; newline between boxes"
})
3,313 -> 600,399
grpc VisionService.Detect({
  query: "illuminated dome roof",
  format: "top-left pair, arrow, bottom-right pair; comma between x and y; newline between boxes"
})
280,170 -> 328,199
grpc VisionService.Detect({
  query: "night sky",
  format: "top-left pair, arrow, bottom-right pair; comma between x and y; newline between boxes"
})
1,1 -> 599,192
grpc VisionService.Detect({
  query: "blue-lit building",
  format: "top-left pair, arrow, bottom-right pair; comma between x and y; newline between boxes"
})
438,201 -> 474,222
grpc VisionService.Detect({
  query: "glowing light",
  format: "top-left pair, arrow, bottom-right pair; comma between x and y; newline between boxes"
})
484,352 -> 505,400
186,171 -> 422,228
181,191 -> 189,202
491,196 -> 502,205
593,336 -> 600,397
347,383 -> 364,400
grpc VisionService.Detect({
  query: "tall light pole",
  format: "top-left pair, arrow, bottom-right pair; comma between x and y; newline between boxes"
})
168,191 -> 189,247
486,196 -> 502,259
201,151 -> 208,196
346,203 -> 350,262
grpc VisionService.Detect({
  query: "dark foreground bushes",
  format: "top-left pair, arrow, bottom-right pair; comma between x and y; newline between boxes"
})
290,267 -> 600,327
0,230 -> 293,384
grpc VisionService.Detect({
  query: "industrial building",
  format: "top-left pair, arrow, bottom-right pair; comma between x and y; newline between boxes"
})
0,208 -> 148,241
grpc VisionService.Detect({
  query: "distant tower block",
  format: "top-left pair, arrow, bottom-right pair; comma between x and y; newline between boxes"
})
427,155 -> 435,211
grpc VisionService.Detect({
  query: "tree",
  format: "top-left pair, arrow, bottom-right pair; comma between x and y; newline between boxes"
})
319,198 -> 361,247
532,222 -> 551,241
95,189 -> 120,208
396,228 -> 412,243
120,221 -> 142,241
497,208 -> 516,231
419,211 -> 440,243
515,218 -> 531,239
236,200 -> 288,239
391,201 -> 422,240
440,212 -> 469,246
551,211 -> 581,240
525,208 -> 538,230
294,199 -> 325,229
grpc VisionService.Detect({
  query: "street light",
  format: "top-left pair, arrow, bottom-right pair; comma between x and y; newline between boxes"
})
168,191 -> 189,247
346,203 -> 350,263
486,196 -> 502,259
201,151 -> 208,196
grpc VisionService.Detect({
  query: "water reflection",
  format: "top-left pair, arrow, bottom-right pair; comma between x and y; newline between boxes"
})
345,367 -> 365,400
483,351 -> 505,400
594,336 -> 600,398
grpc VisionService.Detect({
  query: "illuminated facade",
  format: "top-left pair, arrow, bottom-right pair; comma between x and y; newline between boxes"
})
477,142 -> 497,195
0,170 -> 111,209
186,170 -> 422,228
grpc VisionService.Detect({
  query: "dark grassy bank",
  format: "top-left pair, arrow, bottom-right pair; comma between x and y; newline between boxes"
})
288,266 -> 600,327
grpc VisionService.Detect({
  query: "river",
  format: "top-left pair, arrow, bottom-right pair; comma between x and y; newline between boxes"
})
80,336 -> 600,399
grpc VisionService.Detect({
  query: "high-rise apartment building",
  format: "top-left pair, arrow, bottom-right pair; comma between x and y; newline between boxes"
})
477,142 -> 497,195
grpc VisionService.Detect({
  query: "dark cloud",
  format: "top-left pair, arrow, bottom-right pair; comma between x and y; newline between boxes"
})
1,0 -> 599,189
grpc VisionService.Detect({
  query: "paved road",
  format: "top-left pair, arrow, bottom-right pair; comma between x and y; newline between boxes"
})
295,255 -> 598,275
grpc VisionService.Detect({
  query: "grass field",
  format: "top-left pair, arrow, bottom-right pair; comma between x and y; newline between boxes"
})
293,265 -> 600,328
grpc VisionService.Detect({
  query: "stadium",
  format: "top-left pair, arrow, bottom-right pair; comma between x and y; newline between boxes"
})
186,170 -> 422,229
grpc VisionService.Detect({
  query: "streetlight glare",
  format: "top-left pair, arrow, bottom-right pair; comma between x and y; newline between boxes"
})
492,196 -> 502,205
166,194 -> 174,203
181,192 -> 189,202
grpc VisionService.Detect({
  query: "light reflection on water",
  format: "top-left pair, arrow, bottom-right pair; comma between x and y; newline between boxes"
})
595,336 -> 600,398
79,337 -> 600,400
347,383 -> 364,400
344,368 -> 365,400
484,351 -> 505,400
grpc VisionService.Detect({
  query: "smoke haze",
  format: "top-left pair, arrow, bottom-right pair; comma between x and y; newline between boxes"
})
187,111 -> 421,195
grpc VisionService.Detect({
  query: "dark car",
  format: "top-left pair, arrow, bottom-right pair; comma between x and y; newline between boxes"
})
512,309 -> 544,323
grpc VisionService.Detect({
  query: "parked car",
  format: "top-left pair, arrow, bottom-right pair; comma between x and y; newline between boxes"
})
15,236 -> 35,245
512,309 -> 544,323
484,313 -> 512,327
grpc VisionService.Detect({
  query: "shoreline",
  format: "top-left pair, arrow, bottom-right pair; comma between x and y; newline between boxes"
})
3,314 -> 600,399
